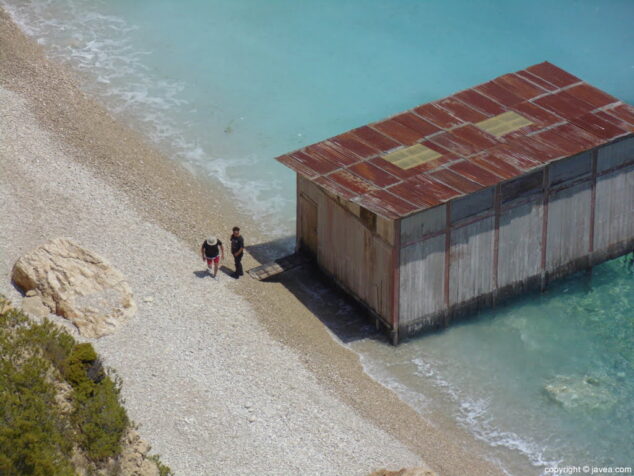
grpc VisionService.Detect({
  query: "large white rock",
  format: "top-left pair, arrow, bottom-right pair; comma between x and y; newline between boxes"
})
11,238 -> 136,338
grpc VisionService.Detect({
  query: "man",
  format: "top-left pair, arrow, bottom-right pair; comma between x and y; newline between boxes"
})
201,236 -> 224,278
230,226 -> 244,279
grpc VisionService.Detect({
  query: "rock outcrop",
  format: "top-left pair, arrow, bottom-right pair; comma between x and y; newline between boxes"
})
11,238 -> 135,338
118,429 -> 161,476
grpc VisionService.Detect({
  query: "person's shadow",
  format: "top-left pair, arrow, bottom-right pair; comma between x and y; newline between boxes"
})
219,265 -> 235,277
192,266 -> 236,279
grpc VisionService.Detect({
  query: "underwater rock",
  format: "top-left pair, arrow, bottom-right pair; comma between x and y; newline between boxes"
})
544,374 -> 617,411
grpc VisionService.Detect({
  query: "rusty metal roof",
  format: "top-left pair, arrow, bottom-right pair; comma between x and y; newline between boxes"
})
276,62 -> 634,220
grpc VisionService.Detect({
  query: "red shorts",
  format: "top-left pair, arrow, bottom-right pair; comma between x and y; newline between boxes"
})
206,256 -> 220,265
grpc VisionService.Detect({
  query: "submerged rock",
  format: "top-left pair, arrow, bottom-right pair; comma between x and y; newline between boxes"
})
544,374 -> 617,411
11,238 -> 135,338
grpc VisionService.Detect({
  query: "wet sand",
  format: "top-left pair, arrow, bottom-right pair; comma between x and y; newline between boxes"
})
0,8 -> 506,475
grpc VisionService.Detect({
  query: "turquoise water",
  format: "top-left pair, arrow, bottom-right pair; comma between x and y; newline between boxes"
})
352,257 -> 634,473
6,0 -> 633,239
3,1 -> 633,474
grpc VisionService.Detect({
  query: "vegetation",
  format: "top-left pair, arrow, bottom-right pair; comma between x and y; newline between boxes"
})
0,296 -> 171,475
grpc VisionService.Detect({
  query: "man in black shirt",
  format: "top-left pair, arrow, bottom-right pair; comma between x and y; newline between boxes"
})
201,236 -> 224,278
230,226 -> 244,279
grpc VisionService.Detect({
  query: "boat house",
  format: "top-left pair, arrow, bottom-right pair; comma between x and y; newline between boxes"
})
276,62 -> 634,344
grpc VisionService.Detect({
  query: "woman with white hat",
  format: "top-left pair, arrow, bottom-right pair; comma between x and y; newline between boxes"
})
201,236 -> 224,278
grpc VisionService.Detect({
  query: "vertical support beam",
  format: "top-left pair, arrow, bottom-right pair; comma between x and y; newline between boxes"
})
540,167 -> 550,291
492,184 -> 501,298
391,219 -> 401,345
589,150 -> 598,256
443,202 -> 452,324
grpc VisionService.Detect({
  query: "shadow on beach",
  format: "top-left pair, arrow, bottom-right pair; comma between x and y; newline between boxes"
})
246,236 -> 296,263
248,240 -> 382,344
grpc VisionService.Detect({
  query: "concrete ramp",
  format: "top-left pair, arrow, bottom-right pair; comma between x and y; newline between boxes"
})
248,253 -> 309,280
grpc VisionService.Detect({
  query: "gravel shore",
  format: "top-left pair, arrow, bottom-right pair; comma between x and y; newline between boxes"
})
0,8 -> 505,476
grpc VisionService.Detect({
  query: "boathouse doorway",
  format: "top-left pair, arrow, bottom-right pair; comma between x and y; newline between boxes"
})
299,193 -> 318,257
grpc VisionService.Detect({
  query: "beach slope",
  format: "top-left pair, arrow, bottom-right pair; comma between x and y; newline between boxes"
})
0,9 -> 504,476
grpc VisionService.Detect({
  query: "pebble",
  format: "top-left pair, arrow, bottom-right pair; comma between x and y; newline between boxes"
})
0,82 -> 425,476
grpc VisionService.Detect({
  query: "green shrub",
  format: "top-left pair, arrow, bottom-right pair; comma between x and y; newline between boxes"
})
0,325 -> 75,475
72,374 -> 129,461
148,454 -> 175,476
0,296 -> 170,474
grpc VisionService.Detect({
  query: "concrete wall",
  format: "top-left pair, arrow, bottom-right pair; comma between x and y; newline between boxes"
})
397,135 -> 634,340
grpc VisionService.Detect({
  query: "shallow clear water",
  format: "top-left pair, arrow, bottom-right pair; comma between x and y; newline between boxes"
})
3,1 -> 633,474
5,0 -> 633,239
352,257 -> 634,473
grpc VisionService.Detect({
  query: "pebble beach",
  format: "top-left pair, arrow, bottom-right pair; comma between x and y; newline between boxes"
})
0,8 -> 506,475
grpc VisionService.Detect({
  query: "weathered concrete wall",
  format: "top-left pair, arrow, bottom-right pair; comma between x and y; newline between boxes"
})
398,135 -> 634,341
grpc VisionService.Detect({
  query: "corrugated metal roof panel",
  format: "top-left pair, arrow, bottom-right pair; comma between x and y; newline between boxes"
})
534,91 -> 594,121
571,112 -> 628,141
390,175 -> 461,206
492,73 -> 547,100
313,176 -> 359,200
392,112 -> 442,137
414,103 -> 465,128
328,169 -> 379,195
276,62 -> 633,219
515,69 -> 558,91
428,129 -> 486,156
454,89 -> 506,116
289,150 -> 339,174
429,168 -> 483,194
304,143 -> 357,167
469,152 -> 524,179
475,80 -> 524,107
411,174 -> 463,202
608,103 -> 634,125
531,123 -> 603,159
388,178 -> 443,208
330,133 -> 381,159
565,84 -> 620,109
351,125 -> 401,152
277,154 -> 320,178
511,135 -> 564,163
437,97 -> 488,122
484,144 -> 542,172
595,107 -> 634,133
450,124 -> 500,148
353,189 -> 419,219
372,119 -> 423,146
348,161 -> 401,187
510,101 -> 563,128
526,62 -> 581,88
448,160 -> 502,187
